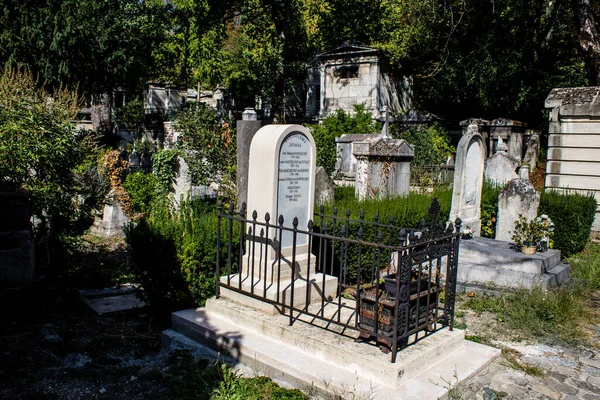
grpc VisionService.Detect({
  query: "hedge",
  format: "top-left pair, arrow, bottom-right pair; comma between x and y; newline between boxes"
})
539,190 -> 597,257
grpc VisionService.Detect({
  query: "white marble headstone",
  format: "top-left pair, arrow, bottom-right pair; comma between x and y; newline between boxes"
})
246,125 -> 316,251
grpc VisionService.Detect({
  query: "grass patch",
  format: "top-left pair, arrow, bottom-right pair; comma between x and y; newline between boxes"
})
165,351 -> 307,400
501,348 -> 544,377
462,285 -> 595,344
568,242 -> 600,290
465,335 -> 494,346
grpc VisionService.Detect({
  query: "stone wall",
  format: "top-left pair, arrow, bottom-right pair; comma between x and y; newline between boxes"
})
545,87 -> 600,232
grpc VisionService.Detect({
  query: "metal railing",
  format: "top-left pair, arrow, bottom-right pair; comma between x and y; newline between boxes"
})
215,198 -> 461,362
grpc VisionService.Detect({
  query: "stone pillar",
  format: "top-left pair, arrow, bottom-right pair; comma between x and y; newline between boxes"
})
352,137 -> 414,200
449,123 -> 486,235
236,108 -> 262,209
490,118 -> 526,161
495,178 -> 540,242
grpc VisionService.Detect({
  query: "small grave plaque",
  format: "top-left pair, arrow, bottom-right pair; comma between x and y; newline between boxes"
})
277,132 -> 312,247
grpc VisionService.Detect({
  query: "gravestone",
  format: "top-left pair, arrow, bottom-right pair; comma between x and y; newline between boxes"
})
495,178 -> 540,242
353,137 -> 414,200
222,125 -> 337,313
314,166 -> 335,205
450,123 -> 486,235
484,136 -> 519,186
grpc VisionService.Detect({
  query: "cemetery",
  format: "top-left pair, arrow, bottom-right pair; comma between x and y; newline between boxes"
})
3,2 -> 600,399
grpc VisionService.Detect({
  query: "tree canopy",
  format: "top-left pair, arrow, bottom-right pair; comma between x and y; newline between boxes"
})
1,0 -> 599,126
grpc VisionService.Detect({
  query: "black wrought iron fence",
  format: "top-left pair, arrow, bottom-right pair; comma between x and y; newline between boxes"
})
215,199 -> 461,363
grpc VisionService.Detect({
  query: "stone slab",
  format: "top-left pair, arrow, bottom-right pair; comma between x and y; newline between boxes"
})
459,237 -> 561,274
458,261 -> 570,290
171,299 -> 499,399
80,286 -> 145,315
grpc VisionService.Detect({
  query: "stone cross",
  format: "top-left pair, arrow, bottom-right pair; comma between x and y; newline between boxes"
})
450,123 -> 486,235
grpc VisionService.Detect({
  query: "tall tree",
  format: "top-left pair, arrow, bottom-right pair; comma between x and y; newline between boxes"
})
571,0 -> 600,85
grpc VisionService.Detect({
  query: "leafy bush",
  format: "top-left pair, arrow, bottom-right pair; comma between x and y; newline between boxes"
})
122,171 -> 158,215
539,190 -> 597,257
0,66 -> 97,237
175,102 -> 236,202
320,187 -> 453,282
395,122 -> 454,167
126,199 -> 240,324
308,104 -> 380,175
480,180 -> 502,238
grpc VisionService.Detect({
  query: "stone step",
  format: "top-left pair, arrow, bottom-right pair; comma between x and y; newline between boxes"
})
458,261 -> 570,290
180,298 -> 466,388
459,236 -> 561,274
171,301 -> 499,399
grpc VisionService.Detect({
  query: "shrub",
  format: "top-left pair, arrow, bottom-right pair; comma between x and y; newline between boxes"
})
126,199 -> 240,324
122,171 -> 157,215
309,104 -> 380,175
539,190 -> 597,257
480,180 -> 502,238
395,122 -> 454,167
319,187 -> 453,282
0,66 -> 97,238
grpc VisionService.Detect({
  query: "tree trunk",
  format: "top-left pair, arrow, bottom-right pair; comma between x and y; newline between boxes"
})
571,0 -> 600,85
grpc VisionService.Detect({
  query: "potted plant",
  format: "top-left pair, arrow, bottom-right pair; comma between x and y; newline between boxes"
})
511,214 -> 555,255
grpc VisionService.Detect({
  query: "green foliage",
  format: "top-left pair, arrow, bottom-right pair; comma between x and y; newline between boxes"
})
480,180 -> 502,238
539,190 -> 597,257
0,66 -> 97,236
152,149 -> 180,196
122,171 -> 158,215
309,105 -> 380,175
175,102 -> 236,202
323,187 -> 453,282
0,0 -> 169,95
463,285 -> 592,344
117,97 -> 145,134
568,242 -> 600,290
511,214 -> 555,248
125,199 -> 240,324
395,122 -> 454,167
334,185 -> 355,202
165,351 -> 307,400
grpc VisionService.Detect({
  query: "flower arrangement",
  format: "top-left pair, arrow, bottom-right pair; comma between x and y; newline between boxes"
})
511,214 -> 555,248
461,226 -> 475,239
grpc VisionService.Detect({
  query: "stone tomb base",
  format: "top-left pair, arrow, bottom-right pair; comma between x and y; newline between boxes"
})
219,271 -> 338,315
172,297 -> 500,399
458,236 -> 570,289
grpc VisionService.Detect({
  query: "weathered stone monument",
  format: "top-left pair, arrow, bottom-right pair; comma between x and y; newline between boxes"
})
236,108 -> 262,209
484,136 -> 519,186
353,136 -> 414,200
221,125 -> 337,313
314,166 -> 335,205
450,123 -> 486,235
495,177 -> 540,242
490,118 -> 526,160
334,133 -> 377,183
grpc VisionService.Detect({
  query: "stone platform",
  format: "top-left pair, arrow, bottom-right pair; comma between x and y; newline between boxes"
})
171,297 -> 499,399
458,237 -> 570,289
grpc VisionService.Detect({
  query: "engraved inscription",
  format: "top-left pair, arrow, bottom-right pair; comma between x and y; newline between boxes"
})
277,133 -> 312,247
